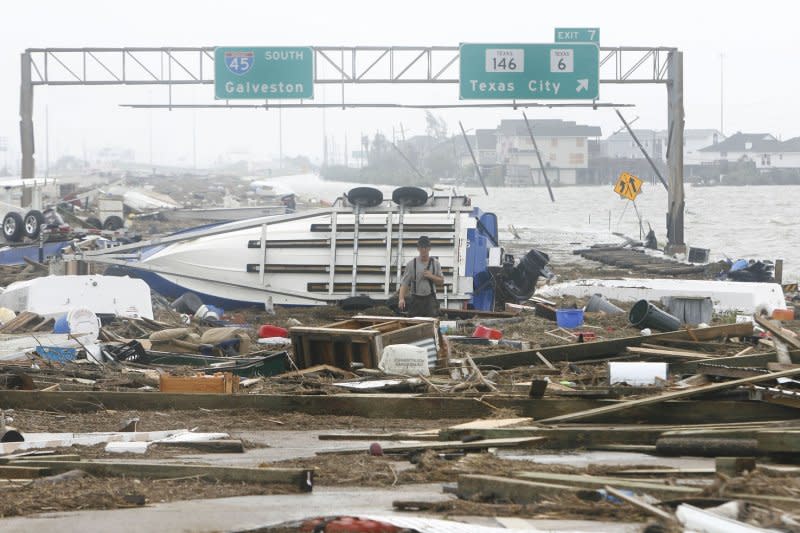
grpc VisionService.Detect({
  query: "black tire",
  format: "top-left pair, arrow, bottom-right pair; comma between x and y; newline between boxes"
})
346,187 -> 383,208
23,209 -> 44,239
391,186 -> 429,207
103,215 -> 124,231
2,212 -> 23,242
86,217 -> 103,229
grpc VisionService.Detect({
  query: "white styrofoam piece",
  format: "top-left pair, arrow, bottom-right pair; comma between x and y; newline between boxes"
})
105,441 -> 150,454
0,275 -> 154,319
537,278 -> 786,314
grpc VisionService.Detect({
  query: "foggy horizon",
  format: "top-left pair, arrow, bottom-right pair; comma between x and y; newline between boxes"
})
1,0 -> 798,172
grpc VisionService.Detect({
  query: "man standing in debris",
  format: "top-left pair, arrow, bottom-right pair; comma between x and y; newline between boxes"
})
398,235 -> 443,317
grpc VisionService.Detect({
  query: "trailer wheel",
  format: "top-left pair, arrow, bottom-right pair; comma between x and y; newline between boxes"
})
346,187 -> 383,208
103,215 -> 124,231
23,209 -> 44,239
86,217 -> 103,229
391,186 -> 429,207
2,212 -> 23,242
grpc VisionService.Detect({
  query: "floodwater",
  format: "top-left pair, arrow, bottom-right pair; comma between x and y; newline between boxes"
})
270,174 -> 799,282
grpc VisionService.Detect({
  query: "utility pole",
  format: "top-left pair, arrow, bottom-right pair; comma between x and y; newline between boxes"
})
45,104 -> 49,179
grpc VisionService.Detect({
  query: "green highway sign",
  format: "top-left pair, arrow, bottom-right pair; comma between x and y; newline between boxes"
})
214,46 -> 314,100
555,28 -> 600,44
459,43 -> 599,100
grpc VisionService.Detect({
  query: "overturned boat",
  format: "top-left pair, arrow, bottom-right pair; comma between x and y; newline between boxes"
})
71,187 -> 549,311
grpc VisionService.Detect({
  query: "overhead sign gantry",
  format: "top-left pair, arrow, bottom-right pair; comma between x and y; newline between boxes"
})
17,41 -> 686,253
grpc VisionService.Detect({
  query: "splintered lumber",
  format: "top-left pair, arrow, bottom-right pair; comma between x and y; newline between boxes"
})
446,418 -> 533,431
715,457 -> 756,476
473,322 -> 754,369
626,346 -> 712,359
316,436 -> 545,456
513,471 -> 702,500
1,391 -> 798,424
0,465 -> 51,478
671,352 -> 784,375
538,366 -> 800,424
604,468 -> 714,477
152,439 -> 245,453
604,485 -> 677,523
755,315 -> 800,350
457,474 -> 593,504
318,430 -> 441,441
756,429 -> 800,453
13,460 -> 313,491
655,437 -> 760,457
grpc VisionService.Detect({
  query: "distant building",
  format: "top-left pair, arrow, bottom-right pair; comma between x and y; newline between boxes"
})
697,132 -> 783,168
495,119 -> 602,185
603,129 -> 667,161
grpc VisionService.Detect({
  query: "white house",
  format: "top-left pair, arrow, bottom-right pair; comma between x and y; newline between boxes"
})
496,119 -> 602,185
696,132 -> 784,168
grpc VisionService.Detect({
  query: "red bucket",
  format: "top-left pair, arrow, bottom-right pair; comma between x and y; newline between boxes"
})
258,324 -> 288,338
472,325 -> 502,340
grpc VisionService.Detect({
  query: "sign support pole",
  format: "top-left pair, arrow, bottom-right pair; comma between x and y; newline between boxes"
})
665,51 -> 686,255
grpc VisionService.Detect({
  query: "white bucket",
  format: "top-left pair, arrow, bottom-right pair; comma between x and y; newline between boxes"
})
379,344 -> 430,377
0,307 -> 16,325
66,307 -> 101,343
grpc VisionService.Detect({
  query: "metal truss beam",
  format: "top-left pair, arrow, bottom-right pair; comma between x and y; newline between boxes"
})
26,46 -> 675,86
19,44 -> 685,250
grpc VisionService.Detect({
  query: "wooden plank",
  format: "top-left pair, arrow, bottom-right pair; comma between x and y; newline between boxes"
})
604,485 -> 677,523
538,366 -> 800,424
159,373 -> 239,394
316,436 -> 546,456
604,468 -> 714,477
513,471 -> 702,499
0,391 -> 797,424
755,315 -> 800,350
152,439 -> 245,453
474,323 -> 754,369
13,460 -> 313,491
671,352 -> 781,375
757,429 -> 800,453
446,418 -> 533,431
457,474 -> 589,504
695,364 -> 768,379
0,465 -> 51,479
626,346 -> 712,359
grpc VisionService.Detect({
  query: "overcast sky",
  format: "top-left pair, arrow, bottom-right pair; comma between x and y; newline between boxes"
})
1,0 -> 798,171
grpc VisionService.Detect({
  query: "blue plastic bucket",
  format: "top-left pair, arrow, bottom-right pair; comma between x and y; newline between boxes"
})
53,314 -> 70,334
556,309 -> 584,329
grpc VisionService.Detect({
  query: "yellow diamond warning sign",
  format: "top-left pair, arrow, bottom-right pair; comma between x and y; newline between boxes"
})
613,172 -> 643,200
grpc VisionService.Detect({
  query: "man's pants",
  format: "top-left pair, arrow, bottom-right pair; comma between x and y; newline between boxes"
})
407,293 -> 439,317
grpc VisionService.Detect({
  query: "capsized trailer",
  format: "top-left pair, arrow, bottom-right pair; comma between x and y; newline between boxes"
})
65,187 -> 551,311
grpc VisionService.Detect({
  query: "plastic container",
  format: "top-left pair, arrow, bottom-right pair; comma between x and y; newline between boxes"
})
628,299 -> 681,332
556,309 -> 584,329
0,307 -> 16,325
53,314 -> 70,333
584,294 -> 624,315
772,308 -> 795,321
687,247 -> 710,263
472,325 -> 503,340
67,307 -> 101,342
258,324 -> 288,338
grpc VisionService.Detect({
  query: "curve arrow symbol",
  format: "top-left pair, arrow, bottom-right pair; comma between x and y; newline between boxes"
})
576,79 -> 589,93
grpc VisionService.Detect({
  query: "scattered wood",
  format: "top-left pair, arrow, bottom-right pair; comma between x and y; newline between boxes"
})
0,465 -> 51,479
655,437 -> 760,457
457,474 -> 592,504
626,346 -> 712,359
536,352 -> 556,370
474,322 -> 755,369
715,457 -> 756,476
756,429 -> 800,453
13,460 -> 313,491
159,372 -> 240,394
153,439 -> 245,453
513,471 -> 702,499
603,485 -> 677,523
538,366 -> 800,424
755,315 -> 800,350
316,436 -> 546,456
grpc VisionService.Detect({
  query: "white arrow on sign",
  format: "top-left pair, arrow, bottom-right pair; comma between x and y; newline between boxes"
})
576,79 -> 589,93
